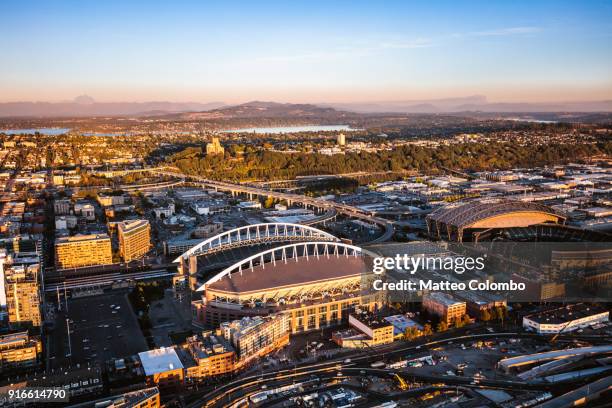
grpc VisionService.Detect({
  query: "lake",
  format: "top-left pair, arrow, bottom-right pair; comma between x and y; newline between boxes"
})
507,118 -> 558,124
222,125 -> 361,134
1,128 -> 71,135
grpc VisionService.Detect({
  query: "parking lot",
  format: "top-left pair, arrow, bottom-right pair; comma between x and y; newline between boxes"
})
398,337 -> 548,381
49,291 -> 148,369
148,288 -> 193,347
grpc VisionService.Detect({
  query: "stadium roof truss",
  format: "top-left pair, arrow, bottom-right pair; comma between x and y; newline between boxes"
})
173,222 -> 339,263
196,241 -> 376,292
427,200 -> 566,241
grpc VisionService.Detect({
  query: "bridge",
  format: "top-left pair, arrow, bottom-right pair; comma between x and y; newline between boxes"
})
173,222 -> 339,263
119,178 -> 185,192
44,268 -> 177,293
92,165 -> 180,178
151,169 -> 394,243
196,240 -> 373,292
248,170 -> 415,189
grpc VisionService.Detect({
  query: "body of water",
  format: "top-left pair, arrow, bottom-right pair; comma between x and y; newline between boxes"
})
82,132 -> 124,137
1,128 -> 71,135
222,125 -> 360,134
507,118 -> 558,124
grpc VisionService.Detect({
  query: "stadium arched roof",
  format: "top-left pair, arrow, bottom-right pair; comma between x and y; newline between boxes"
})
427,199 -> 565,241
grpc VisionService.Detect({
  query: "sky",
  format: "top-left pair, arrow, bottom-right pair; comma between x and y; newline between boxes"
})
1,0 -> 611,104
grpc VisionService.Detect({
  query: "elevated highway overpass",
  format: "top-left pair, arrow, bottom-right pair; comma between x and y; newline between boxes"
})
152,169 -> 394,243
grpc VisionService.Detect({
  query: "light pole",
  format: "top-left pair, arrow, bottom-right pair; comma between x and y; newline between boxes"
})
63,283 -> 68,313
66,318 -> 72,358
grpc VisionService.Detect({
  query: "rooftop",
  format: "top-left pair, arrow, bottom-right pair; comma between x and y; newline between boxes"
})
67,387 -> 159,408
525,303 -> 609,325
424,292 -> 465,307
350,310 -> 393,330
118,219 -> 150,232
366,241 -> 450,258
56,233 -> 110,244
138,347 -> 184,376
207,255 -> 370,295
384,314 -> 424,336
0,331 -> 30,347
427,199 -> 564,229
455,290 -> 506,306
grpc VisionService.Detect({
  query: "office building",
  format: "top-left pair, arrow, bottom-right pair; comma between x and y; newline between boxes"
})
118,220 -> 151,261
5,265 -> 42,328
55,234 -> 113,269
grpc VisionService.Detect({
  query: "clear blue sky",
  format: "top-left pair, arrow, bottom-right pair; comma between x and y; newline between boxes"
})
1,0 -> 611,103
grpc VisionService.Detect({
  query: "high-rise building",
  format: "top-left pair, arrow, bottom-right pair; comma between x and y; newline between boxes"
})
337,133 -> 346,146
55,234 -> 113,269
118,220 -> 151,261
205,137 -> 225,155
0,249 -> 7,307
5,265 -> 42,328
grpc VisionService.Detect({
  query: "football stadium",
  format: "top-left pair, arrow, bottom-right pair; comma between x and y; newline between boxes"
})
190,241 -> 383,332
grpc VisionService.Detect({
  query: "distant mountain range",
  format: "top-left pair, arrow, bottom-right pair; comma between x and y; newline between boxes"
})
324,96 -> 612,113
0,96 -> 225,117
177,101 -> 358,120
0,95 -> 611,118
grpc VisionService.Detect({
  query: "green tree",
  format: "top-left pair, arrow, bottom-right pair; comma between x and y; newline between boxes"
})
436,321 -> 448,332
494,306 -> 506,323
264,196 -> 275,208
404,326 -> 420,340
454,317 -> 465,329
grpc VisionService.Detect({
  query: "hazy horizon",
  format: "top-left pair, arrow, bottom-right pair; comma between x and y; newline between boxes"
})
1,1 -> 611,104
2,94 -> 612,105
